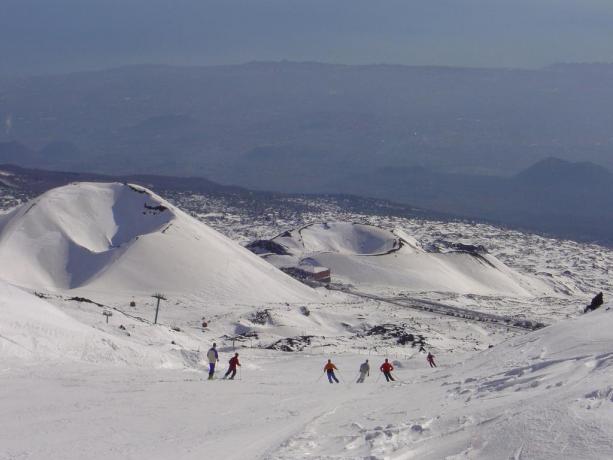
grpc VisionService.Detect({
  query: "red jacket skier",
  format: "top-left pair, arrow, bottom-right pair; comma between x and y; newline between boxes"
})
380,359 -> 395,382
223,353 -> 241,380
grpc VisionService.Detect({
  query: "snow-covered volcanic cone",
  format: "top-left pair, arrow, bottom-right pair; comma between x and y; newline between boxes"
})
254,222 -> 551,296
0,182 -> 316,302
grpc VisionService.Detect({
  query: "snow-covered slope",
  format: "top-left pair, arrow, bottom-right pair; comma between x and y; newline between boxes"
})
2,300 -> 612,460
266,305 -> 613,460
0,182 -> 316,303
260,222 -> 551,297
0,279 -> 187,367
2,184 -> 612,459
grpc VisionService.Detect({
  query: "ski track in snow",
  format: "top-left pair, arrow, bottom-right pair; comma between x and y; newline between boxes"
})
264,323 -> 613,460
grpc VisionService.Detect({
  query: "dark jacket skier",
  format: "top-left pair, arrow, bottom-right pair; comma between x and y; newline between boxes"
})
207,343 -> 219,380
427,352 -> 437,368
380,359 -> 395,382
223,353 -> 241,380
357,360 -> 370,383
323,359 -> 340,384
585,292 -> 604,313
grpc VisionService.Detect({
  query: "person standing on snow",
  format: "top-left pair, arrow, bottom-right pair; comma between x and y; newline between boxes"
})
207,343 -> 219,380
356,359 -> 370,383
223,352 -> 241,380
427,352 -> 437,368
323,359 -> 340,384
380,359 -> 395,382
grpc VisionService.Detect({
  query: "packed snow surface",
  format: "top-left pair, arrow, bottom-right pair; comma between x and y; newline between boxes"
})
0,182 -> 316,303
2,287 -> 612,459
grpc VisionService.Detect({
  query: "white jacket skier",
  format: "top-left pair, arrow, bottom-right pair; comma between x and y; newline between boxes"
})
357,360 -> 370,383
207,343 -> 219,380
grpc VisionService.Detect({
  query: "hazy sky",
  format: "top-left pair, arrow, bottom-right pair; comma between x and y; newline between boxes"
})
2,0 -> 613,76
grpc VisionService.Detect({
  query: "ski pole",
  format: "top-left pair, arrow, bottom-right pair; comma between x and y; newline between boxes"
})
316,372 -> 324,383
376,371 -> 382,383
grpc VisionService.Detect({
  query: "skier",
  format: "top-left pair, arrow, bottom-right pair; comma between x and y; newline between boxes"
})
223,352 -> 241,380
323,359 -> 340,384
207,343 -> 219,380
380,359 -> 395,382
427,352 -> 437,368
585,292 -> 604,313
356,359 -> 370,383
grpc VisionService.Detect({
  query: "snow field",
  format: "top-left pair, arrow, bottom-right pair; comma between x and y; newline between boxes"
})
3,306 -> 613,460
180,192 -> 612,322
2,182 -> 613,459
0,352 -> 406,460
271,306 -> 613,459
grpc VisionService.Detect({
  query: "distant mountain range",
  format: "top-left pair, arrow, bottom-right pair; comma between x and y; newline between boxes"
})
0,162 -> 243,195
332,157 -> 613,245
2,62 -> 613,184
2,61 -> 612,244
1,159 -> 611,246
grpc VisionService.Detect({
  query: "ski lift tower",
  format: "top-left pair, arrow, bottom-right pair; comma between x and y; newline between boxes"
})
152,293 -> 167,324
102,310 -> 113,324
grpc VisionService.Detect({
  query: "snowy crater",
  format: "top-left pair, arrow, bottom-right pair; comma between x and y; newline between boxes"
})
251,221 -> 552,297
0,182 -> 174,289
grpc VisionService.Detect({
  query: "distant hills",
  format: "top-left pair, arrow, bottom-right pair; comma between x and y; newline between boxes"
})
1,160 -> 611,246
0,162 -> 243,195
333,157 -> 613,245
2,62 -> 613,183
1,61 -> 612,244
